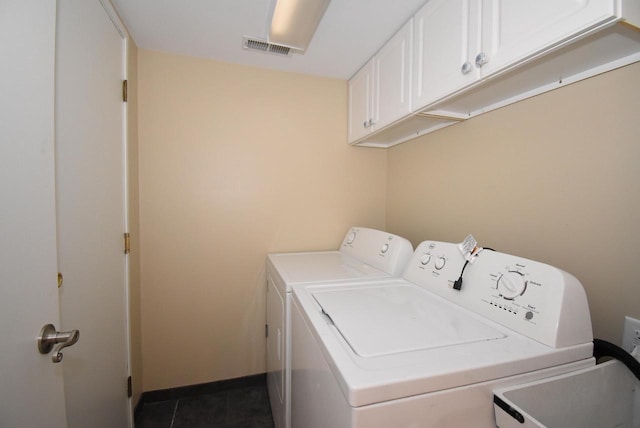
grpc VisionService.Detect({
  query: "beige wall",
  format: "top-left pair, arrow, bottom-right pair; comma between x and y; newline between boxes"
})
138,50 -> 386,391
126,36 -> 143,406
387,62 -> 640,344
138,47 -> 639,392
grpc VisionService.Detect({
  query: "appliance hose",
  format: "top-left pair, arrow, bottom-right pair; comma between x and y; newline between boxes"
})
593,338 -> 640,382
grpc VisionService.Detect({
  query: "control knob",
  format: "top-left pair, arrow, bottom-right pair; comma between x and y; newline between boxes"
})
419,253 -> 431,266
497,271 -> 526,300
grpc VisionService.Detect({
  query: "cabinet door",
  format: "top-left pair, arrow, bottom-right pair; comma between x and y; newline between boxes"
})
480,0 -> 616,75
374,19 -> 413,130
348,60 -> 374,143
413,0 -> 481,109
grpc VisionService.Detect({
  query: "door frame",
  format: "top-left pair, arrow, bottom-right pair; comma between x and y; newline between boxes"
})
63,0 -> 134,424
96,0 -> 134,424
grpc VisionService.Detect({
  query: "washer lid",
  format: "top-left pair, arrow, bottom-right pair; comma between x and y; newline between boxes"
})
313,284 -> 505,358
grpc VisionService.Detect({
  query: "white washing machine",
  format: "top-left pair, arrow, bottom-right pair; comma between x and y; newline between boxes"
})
266,227 -> 413,428
290,240 -> 595,428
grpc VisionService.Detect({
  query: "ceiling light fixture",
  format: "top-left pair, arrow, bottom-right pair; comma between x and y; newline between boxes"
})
268,0 -> 331,53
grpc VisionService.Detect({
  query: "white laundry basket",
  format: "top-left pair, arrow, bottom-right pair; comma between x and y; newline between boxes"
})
493,359 -> 640,428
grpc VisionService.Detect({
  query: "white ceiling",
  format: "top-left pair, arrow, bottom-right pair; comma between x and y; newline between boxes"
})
111,0 -> 427,80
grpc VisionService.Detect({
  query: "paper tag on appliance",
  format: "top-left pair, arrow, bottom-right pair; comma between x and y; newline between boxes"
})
458,234 -> 478,262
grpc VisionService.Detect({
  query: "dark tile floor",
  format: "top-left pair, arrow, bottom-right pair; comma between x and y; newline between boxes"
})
135,379 -> 275,428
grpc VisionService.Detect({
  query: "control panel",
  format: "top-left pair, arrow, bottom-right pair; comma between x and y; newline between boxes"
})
402,240 -> 592,348
340,227 -> 413,276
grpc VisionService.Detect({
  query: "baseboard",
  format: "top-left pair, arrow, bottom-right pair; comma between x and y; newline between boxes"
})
137,372 -> 267,404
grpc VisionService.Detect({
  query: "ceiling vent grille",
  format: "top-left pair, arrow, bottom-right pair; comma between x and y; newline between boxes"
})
243,37 -> 293,56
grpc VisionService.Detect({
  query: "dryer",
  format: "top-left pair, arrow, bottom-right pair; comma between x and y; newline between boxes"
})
266,227 -> 413,428
290,240 -> 594,428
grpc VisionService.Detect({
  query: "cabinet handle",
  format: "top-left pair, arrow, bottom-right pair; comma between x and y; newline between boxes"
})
475,52 -> 488,68
363,118 -> 376,129
461,61 -> 473,75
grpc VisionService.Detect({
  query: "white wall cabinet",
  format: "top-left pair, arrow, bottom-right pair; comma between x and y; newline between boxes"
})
348,59 -> 374,143
413,0 -> 618,110
480,0 -> 617,76
413,0 -> 480,110
348,19 -> 413,143
350,0 -> 640,147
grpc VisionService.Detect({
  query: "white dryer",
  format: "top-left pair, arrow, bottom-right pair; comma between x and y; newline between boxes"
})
266,227 -> 413,428
291,240 -> 594,428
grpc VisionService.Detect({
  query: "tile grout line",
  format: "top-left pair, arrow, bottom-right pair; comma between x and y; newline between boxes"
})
169,400 -> 179,428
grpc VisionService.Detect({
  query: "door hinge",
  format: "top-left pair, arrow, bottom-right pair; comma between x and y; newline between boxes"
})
265,324 -> 269,338
124,232 -> 131,254
122,79 -> 128,103
127,376 -> 132,398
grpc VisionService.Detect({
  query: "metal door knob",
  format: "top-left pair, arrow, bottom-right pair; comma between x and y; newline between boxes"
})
38,323 -> 80,363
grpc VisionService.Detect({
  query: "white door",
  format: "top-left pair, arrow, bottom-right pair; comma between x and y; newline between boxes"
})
481,0 -> 616,75
55,0 -> 130,427
0,1 -> 67,427
374,18 -> 413,130
413,0 -> 480,108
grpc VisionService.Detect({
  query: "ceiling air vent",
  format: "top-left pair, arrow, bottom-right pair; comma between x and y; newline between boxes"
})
242,36 -> 294,56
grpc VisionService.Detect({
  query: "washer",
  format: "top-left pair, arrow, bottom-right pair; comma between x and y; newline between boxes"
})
266,227 -> 413,428
291,240 -> 594,428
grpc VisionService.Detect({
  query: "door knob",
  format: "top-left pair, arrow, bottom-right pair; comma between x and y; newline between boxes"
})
37,323 -> 80,363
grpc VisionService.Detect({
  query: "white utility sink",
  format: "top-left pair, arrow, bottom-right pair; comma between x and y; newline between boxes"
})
494,360 -> 640,428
